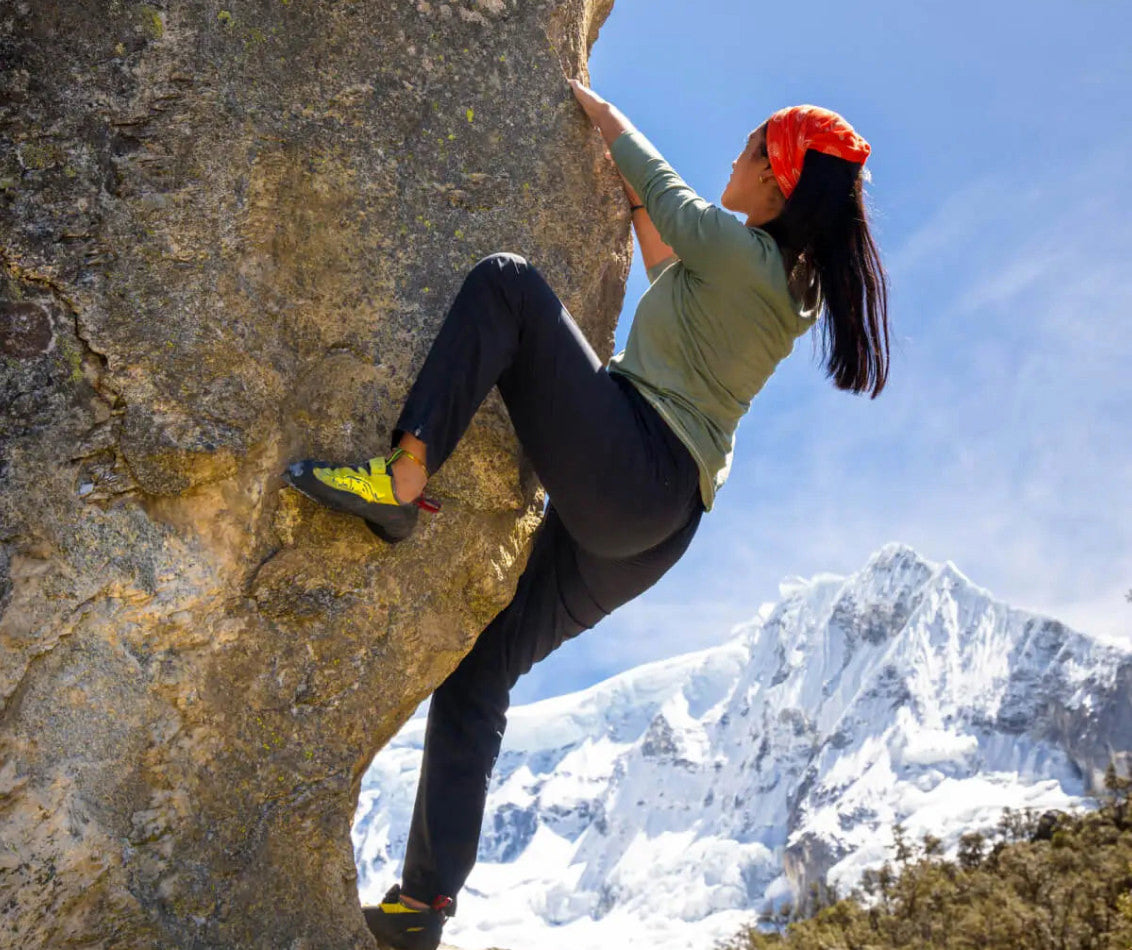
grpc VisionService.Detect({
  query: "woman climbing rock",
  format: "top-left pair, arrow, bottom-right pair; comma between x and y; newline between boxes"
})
283,78 -> 889,950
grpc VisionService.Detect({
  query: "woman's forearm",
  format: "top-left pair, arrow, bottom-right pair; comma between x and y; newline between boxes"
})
616,169 -> 641,205
593,103 -> 677,269
594,102 -> 635,148
631,207 -> 677,272
615,165 -> 678,271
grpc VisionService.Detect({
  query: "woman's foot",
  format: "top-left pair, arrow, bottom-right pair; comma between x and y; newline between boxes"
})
390,435 -> 429,503
362,884 -> 453,950
282,448 -> 426,543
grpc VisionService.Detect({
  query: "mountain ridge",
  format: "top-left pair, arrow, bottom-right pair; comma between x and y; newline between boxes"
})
353,543 -> 1131,950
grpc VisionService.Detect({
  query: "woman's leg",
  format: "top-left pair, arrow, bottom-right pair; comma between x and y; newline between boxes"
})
390,251 -> 702,559
399,499 -> 702,907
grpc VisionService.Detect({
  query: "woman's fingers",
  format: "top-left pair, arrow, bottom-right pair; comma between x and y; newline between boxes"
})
568,77 -> 607,123
569,78 -> 591,108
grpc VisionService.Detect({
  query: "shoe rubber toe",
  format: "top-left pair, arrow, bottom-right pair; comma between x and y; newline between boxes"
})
281,459 -> 418,543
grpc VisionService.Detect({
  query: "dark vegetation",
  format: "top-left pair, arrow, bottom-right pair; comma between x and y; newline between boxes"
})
722,763 -> 1132,950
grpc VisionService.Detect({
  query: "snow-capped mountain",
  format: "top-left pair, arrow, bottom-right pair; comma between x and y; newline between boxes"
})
352,543 -> 1131,950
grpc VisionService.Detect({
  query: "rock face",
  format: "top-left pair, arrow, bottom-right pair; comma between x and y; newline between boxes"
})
0,0 -> 624,946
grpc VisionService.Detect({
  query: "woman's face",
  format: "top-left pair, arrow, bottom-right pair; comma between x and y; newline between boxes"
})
721,123 -> 784,226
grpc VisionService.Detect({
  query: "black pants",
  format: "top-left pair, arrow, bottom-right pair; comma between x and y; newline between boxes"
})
392,252 -> 704,906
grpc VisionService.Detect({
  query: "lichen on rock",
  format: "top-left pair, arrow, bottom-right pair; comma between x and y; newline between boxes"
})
0,0 -> 626,945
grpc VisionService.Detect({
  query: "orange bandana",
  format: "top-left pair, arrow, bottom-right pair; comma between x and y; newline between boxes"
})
765,105 -> 871,200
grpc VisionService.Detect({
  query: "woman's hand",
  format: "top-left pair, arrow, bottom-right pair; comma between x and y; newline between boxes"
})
568,77 -> 635,194
568,78 -> 609,127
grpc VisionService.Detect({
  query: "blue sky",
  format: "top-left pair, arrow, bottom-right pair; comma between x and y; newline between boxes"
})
507,0 -> 1132,703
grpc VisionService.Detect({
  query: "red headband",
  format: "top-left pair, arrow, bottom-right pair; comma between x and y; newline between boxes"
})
764,105 -> 871,200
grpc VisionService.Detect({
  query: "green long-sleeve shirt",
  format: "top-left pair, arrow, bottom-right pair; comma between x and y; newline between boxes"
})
607,127 -> 818,512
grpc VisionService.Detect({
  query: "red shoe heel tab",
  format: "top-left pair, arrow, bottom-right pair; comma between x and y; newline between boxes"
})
415,494 -> 442,513
431,894 -> 454,915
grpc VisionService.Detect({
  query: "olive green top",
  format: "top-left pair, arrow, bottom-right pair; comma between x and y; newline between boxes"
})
607,127 -> 817,511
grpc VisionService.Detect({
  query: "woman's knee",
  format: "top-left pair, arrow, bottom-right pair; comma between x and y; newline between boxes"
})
470,251 -> 531,284
462,252 -> 546,323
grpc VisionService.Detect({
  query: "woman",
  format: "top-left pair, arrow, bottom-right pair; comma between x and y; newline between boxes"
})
284,79 -> 888,950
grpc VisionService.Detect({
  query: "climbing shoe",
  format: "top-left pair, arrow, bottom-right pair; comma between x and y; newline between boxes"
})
282,447 -> 440,543
362,884 -> 454,950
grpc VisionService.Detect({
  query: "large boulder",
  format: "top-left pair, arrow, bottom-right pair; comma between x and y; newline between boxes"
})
0,0 -> 626,945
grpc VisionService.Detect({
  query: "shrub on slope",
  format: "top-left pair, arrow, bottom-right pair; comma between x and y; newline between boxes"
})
723,764 -> 1132,950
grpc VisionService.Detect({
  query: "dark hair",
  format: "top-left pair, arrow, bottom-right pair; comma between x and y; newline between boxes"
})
760,148 -> 890,398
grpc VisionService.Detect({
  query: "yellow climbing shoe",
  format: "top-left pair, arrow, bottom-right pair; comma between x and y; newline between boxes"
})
313,457 -> 399,505
362,884 -> 453,950
282,448 -> 439,543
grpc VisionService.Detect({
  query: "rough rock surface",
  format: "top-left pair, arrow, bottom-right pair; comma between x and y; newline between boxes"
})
0,0 -> 626,946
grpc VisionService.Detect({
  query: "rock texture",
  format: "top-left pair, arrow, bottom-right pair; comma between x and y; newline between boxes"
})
0,0 -> 626,946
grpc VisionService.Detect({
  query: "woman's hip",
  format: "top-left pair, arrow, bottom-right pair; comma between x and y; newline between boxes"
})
508,365 -> 701,559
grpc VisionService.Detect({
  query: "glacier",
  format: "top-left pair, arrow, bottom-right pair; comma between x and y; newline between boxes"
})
351,543 -> 1131,950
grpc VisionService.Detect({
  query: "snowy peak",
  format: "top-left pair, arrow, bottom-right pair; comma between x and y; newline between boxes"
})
352,543 -> 1130,950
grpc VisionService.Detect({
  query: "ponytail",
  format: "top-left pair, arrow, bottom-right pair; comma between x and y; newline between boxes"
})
761,149 -> 890,398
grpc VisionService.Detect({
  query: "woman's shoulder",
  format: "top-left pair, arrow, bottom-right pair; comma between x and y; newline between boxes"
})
742,226 -> 819,325
742,224 -> 788,267
740,226 -> 791,285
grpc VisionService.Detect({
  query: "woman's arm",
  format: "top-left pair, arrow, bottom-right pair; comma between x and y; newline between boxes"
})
569,79 -> 678,275
620,172 -> 678,276
571,79 -> 755,278
568,78 -> 631,149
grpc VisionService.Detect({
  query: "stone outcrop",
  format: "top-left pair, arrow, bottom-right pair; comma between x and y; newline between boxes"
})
0,0 -> 626,945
